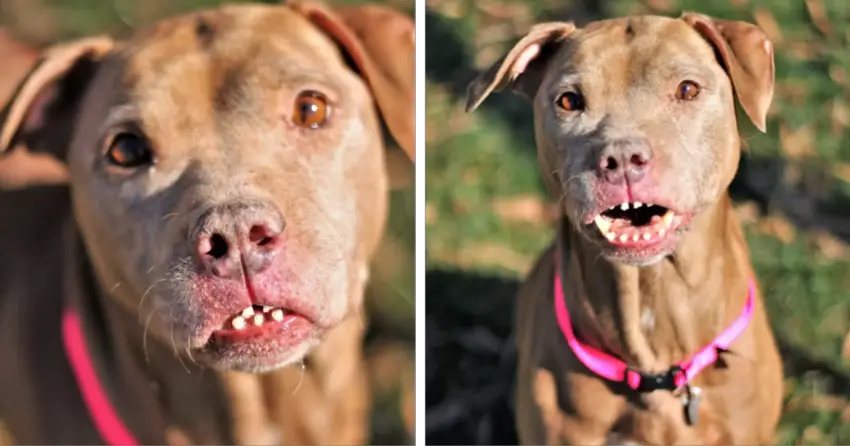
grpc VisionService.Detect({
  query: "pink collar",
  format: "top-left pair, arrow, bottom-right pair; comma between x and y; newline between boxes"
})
553,253 -> 755,392
62,308 -> 140,445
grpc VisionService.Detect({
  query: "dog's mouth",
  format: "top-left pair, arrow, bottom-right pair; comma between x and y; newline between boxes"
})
211,304 -> 310,339
590,201 -> 682,246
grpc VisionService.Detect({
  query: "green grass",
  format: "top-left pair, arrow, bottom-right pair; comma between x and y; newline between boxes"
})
426,0 -> 850,443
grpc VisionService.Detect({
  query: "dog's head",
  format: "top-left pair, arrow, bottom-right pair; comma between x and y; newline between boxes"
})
466,14 -> 773,266
0,2 -> 414,372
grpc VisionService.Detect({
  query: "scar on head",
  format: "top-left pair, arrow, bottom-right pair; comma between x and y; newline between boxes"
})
195,16 -> 215,46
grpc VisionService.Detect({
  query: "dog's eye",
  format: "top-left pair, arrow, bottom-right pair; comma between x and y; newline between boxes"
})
556,91 -> 584,112
675,80 -> 701,101
293,91 -> 330,129
106,133 -> 153,168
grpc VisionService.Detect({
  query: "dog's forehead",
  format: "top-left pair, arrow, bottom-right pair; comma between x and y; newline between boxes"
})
121,5 -> 340,84
564,15 -> 716,76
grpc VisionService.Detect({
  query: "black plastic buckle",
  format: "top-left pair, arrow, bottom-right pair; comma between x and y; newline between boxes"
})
630,365 -> 683,392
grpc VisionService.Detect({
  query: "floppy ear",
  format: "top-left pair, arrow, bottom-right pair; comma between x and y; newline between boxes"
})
288,1 -> 415,162
681,13 -> 775,133
0,36 -> 114,163
465,22 -> 575,113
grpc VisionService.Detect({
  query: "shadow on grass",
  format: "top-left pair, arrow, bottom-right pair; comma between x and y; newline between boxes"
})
425,268 -> 850,445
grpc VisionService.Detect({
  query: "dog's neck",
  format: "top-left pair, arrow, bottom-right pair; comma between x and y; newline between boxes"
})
560,194 -> 753,373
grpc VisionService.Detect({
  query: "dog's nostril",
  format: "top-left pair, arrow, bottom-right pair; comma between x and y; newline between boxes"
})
630,153 -> 649,166
207,233 -> 229,259
603,156 -> 619,171
248,225 -> 276,247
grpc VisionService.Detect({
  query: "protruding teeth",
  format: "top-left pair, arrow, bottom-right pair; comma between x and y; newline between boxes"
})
619,234 -> 629,242
262,306 -> 273,313
642,233 -> 651,241
620,203 -> 630,211
271,309 -> 284,322
633,202 -> 643,208
662,211 -> 675,227
232,316 -> 246,330
241,307 -> 254,318
594,215 -> 613,234
631,234 -> 639,242
252,314 -> 264,326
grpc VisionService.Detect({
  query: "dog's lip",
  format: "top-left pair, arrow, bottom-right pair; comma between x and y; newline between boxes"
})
198,296 -> 323,348
212,303 -> 313,336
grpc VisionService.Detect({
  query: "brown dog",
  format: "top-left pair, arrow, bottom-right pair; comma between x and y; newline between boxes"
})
467,13 -> 783,445
0,1 -> 413,444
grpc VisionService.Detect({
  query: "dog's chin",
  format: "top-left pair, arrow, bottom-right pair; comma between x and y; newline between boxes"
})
595,236 -> 678,266
200,334 -> 320,373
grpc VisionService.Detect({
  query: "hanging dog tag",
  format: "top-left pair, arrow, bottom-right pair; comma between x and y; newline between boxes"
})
683,385 -> 702,426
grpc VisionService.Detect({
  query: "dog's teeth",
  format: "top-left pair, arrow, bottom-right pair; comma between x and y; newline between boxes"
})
620,202 -> 630,211
594,215 -> 613,233
262,306 -> 273,313
631,234 -> 639,242
271,309 -> 284,322
662,211 -> 675,227
232,316 -> 247,330
252,314 -> 264,326
633,202 -> 643,208
659,228 -> 667,237
642,233 -> 651,241
241,307 -> 254,318
604,231 -> 616,240
619,234 -> 628,242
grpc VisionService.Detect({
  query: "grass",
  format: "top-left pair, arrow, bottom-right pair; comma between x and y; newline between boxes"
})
425,0 -> 850,444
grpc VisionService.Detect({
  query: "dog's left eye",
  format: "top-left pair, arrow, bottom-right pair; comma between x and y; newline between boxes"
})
556,91 -> 585,112
292,91 -> 330,129
106,133 -> 153,168
675,80 -> 701,101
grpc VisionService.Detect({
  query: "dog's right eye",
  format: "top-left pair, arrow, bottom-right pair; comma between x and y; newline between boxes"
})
556,92 -> 584,112
292,91 -> 330,129
106,133 -> 153,168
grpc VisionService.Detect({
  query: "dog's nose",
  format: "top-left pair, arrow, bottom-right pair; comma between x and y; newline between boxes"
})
598,139 -> 652,185
192,201 -> 285,279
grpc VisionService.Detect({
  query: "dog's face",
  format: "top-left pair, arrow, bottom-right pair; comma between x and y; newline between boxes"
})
0,3 -> 414,372
466,14 -> 774,265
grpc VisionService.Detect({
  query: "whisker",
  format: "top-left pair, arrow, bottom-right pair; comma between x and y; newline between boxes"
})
138,279 -> 166,323
142,309 -> 156,365
169,308 -> 191,374
185,340 -> 199,367
291,360 -> 306,396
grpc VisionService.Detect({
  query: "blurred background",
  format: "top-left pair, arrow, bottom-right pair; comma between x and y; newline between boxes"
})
425,0 -> 850,444
0,0 -> 414,444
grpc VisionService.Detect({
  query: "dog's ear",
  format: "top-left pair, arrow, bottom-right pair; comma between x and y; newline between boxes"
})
465,22 -> 575,113
0,36 -> 114,161
289,1 -> 415,162
681,13 -> 775,133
